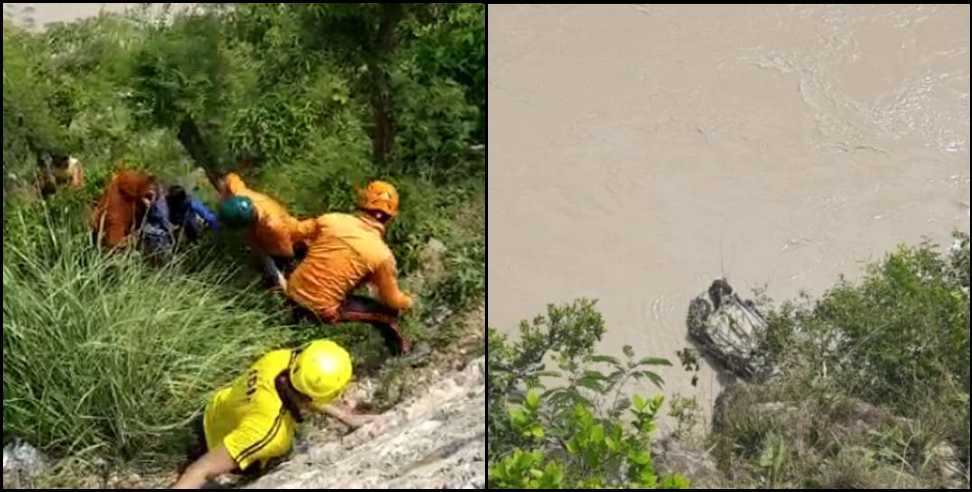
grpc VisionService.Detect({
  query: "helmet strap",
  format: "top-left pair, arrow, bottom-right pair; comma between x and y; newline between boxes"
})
275,370 -> 305,423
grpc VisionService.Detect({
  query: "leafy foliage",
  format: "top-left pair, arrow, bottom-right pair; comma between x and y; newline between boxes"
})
488,301 -> 688,489
712,233 -> 971,489
758,235 -> 970,415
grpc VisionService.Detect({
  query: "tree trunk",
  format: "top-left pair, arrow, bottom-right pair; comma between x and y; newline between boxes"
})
368,4 -> 404,165
177,117 -> 222,191
370,69 -> 394,166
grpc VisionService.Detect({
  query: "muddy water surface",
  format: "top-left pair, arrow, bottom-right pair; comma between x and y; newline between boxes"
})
487,4 -> 970,427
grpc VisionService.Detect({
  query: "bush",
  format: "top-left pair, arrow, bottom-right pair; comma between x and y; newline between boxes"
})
488,300 -> 687,489
712,233 -> 971,489
759,236 -> 970,416
951,232 -> 970,291
489,390 -> 687,489
224,64 -> 359,171
488,300 -> 606,460
392,74 -> 478,177
2,199 -> 291,463
403,4 -> 485,140
3,22 -> 71,180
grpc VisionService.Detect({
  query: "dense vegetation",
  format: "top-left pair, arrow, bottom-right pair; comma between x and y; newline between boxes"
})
487,300 -> 689,489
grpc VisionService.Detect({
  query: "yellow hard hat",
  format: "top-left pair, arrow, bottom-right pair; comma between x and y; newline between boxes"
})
290,340 -> 353,407
357,181 -> 400,217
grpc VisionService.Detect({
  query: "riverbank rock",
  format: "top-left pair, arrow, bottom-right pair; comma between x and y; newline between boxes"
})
687,279 -> 773,381
651,436 -> 721,488
712,382 -> 968,489
408,238 -> 449,297
246,357 -> 486,489
3,440 -> 50,488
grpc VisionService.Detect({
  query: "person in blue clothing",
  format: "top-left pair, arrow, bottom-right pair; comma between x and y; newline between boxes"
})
140,184 -> 177,262
166,185 -> 220,242
139,184 -> 219,262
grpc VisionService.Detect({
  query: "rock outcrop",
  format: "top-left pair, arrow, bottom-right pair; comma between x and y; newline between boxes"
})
2,440 -> 50,489
712,382 -> 968,489
246,357 -> 486,489
651,436 -> 721,488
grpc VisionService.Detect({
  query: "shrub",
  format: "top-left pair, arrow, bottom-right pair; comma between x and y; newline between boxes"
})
489,390 -> 688,489
403,4 -> 485,140
713,233 -> 971,489
3,22 -> 71,180
758,236 -> 970,417
488,300 -> 687,489
392,74 -> 478,178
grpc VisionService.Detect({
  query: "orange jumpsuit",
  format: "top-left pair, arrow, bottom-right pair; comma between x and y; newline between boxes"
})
286,212 -> 412,322
221,173 -> 301,258
90,170 -> 155,249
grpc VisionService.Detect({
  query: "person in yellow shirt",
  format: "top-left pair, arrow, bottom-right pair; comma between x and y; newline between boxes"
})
173,340 -> 377,489
218,173 -> 304,287
283,181 -> 415,354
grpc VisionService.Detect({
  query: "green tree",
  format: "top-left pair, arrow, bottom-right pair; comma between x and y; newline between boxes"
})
128,10 -> 246,186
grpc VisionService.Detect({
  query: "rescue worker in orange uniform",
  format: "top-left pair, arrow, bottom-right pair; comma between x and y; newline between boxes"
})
218,173 -> 304,286
90,169 -> 157,249
283,181 -> 415,354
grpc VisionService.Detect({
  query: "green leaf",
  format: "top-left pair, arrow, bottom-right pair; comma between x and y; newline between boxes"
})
605,436 -> 619,452
637,357 -> 674,367
565,439 -> 578,454
525,389 -> 541,410
580,370 -> 608,380
590,424 -> 605,445
641,371 -> 666,390
651,395 -> 666,412
544,462 -> 564,485
632,394 -> 647,411
530,425 -> 545,440
660,474 -> 691,489
577,377 -> 605,393
606,369 -> 625,383
628,449 -> 652,465
589,355 -> 622,367
509,407 -> 528,427
639,469 -> 659,488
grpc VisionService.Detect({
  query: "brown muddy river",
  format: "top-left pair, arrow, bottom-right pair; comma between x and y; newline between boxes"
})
487,4 -> 970,428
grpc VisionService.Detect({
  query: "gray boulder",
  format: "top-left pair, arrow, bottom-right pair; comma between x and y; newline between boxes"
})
246,358 -> 486,489
3,439 -> 50,487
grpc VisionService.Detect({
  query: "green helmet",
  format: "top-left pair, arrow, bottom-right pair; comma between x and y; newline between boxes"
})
220,196 -> 256,228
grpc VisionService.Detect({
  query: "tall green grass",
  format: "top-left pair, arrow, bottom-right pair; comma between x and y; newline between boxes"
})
2,199 -> 290,463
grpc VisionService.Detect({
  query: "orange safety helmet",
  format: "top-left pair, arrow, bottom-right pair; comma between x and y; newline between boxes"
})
357,181 -> 400,217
